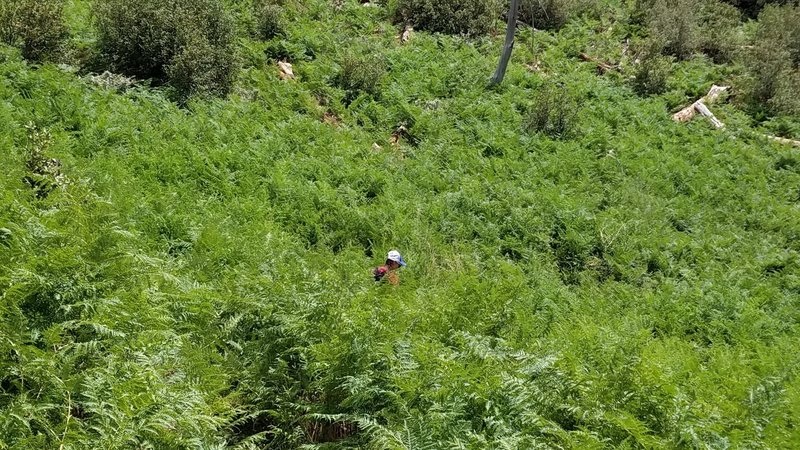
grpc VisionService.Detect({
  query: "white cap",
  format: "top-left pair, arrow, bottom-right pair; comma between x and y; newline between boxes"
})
387,250 -> 407,266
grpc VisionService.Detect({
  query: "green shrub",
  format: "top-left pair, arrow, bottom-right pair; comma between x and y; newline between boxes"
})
637,0 -> 698,60
631,42 -> 673,96
756,3 -> 800,66
167,33 -> 238,98
519,0 -> 593,31
94,0 -> 237,99
722,0 -> 792,17
0,0 -> 67,61
524,83 -> 579,139
698,0 -> 743,63
333,52 -> 386,104
769,71 -> 800,115
637,0 -> 744,62
740,4 -> 800,115
255,2 -> 285,40
392,0 -> 502,35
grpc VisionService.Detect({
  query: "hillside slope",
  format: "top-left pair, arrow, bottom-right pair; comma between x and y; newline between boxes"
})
2,0 -> 800,448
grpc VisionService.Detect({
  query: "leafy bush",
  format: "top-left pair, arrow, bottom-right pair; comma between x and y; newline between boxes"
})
94,0 -> 237,99
740,4 -> 800,115
333,52 -> 386,104
631,42 -> 673,96
0,0 -> 67,61
698,0 -> 743,63
722,0 -> 792,17
392,0 -> 502,35
519,0 -> 594,30
637,0 -> 744,62
255,2 -> 285,40
524,83 -> 579,139
769,71 -> 800,115
636,0 -> 698,60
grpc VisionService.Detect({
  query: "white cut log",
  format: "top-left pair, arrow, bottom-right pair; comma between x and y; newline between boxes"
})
694,102 -> 725,129
673,85 -> 729,123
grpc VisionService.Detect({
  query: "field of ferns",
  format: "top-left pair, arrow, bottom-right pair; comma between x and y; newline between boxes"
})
1,0 -> 800,448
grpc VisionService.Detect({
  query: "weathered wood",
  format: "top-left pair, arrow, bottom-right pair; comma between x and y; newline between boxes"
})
278,61 -> 295,80
694,102 -> 725,129
764,134 -> 800,147
674,84 -> 800,146
703,85 -> 729,103
579,53 -> 619,74
673,85 -> 729,123
672,106 -> 695,123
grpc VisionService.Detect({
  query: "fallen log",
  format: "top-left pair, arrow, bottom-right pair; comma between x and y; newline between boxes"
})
764,134 -> 800,148
673,85 -> 729,123
694,102 -> 724,129
674,84 -> 800,147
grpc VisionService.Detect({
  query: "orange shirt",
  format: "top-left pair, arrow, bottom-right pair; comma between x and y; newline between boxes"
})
374,265 -> 399,285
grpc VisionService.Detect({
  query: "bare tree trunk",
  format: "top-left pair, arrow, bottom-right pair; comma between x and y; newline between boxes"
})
489,0 -> 520,87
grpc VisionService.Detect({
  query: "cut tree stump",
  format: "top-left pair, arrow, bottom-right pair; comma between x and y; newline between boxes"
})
673,85 -> 729,124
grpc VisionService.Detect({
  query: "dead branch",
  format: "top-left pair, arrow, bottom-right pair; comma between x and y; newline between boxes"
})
764,134 -> 800,147
322,111 -> 340,126
579,53 -> 620,74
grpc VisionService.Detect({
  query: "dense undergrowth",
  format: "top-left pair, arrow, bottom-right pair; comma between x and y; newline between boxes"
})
2,0 -> 800,448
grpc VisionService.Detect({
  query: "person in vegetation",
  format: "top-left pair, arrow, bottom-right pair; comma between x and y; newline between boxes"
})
373,250 -> 406,285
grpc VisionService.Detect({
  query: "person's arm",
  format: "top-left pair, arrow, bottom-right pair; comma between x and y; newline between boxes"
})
387,271 -> 399,286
